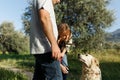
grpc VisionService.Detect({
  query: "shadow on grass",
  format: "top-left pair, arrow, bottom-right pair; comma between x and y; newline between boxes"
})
101,62 -> 120,80
67,54 -> 82,80
17,61 -> 34,71
0,68 -> 27,80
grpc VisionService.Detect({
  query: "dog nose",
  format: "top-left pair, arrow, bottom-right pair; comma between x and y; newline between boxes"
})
85,53 -> 88,56
78,54 -> 80,58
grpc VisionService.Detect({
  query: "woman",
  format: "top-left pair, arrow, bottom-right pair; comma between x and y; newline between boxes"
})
57,23 -> 73,80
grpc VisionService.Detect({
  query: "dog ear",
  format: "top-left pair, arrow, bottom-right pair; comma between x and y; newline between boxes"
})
93,58 -> 99,66
91,58 -> 99,67
95,58 -> 99,67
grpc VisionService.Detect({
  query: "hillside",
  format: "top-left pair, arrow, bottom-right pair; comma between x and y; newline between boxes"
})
106,28 -> 120,42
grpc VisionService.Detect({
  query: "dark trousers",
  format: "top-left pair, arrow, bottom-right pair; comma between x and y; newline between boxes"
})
33,52 -> 62,80
62,73 -> 68,80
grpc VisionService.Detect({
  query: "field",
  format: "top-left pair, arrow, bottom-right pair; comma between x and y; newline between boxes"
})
0,50 -> 120,80
67,50 -> 120,80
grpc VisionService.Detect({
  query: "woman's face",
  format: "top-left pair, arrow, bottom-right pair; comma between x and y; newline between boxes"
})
60,31 -> 71,42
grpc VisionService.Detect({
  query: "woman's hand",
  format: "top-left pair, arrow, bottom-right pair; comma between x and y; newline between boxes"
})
60,64 -> 69,74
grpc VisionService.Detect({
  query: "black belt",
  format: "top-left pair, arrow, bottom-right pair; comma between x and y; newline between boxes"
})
34,52 -> 54,63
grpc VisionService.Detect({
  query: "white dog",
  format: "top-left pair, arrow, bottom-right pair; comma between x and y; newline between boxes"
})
78,54 -> 102,80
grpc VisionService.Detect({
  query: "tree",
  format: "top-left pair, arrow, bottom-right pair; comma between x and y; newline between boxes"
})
0,22 -> 29,54
22,1 -> 32,35
55,0 -> 114,52
113,42 -> 120,52
0,22 -> 15,54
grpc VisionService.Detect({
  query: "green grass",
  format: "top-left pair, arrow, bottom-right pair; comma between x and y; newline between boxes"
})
0,68 -> 27,80
93,52 -> 120,80
0,54 -> 34,71
0,50 -> 120,80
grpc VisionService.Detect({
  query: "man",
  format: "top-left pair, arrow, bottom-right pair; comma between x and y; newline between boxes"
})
30,0 -> 62,80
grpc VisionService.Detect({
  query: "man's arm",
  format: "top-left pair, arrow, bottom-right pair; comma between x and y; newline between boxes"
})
39,8 -> 61,60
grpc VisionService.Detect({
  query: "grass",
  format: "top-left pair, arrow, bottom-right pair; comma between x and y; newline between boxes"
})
0,54 -> 34,80
67,50 -> 120,80
0,54 -> 34,71
0,50 -> 120,80
93,52 -> 120,80
0,68 -> 27,80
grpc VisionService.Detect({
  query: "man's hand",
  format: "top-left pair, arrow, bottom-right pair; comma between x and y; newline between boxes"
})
51,43 -> 62,60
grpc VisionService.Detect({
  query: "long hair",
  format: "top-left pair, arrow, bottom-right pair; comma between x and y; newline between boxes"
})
57,23 -> 71,51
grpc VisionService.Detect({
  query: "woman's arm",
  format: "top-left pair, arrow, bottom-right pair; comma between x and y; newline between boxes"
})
60,64 -> 69,74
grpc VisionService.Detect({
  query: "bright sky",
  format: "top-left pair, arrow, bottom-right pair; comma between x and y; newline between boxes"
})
0,0 -> 29,31
0,0 -> 119,32
106,0 -> 120,32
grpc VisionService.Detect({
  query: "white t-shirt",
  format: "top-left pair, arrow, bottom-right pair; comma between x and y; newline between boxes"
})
30,0 -> 58,54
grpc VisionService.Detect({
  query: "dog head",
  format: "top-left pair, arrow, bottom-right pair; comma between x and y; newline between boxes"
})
78,54 -> 99,68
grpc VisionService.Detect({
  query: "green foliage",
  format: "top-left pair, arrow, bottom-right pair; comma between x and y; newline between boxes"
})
0,22 -> 29,54
104,41 -> 120,52
0,68 -> 27,80
113,43 -> 120,52
55,0 -> 114,52
22,1 -> 32,35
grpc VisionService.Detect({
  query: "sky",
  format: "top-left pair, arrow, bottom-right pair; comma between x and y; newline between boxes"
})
0,0 -> 29,31
0,0 -> 120,32
106,0 -> 120,32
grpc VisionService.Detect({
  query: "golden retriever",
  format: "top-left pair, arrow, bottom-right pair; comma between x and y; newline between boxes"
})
78,54 -> 102,80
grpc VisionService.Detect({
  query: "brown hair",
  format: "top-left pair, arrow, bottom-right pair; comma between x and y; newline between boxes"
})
57,23 -> 71,51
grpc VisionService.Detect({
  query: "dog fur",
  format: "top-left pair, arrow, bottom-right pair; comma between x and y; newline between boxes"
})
78,54 -> 102,80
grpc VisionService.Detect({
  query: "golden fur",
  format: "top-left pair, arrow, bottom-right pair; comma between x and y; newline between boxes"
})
78,54 -> 102,80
